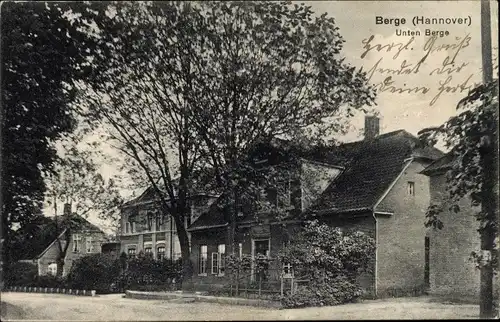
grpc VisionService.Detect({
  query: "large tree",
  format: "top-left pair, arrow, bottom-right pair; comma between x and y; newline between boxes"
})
0,2 -> 98,269
183,1 -> 376,254
76,1 -> 375,281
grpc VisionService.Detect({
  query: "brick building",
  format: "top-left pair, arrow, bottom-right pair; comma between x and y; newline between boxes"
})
187,117 -> 444,298
16,205 -> 106,276
421,154 -> 499,302
118,187 -> 218,260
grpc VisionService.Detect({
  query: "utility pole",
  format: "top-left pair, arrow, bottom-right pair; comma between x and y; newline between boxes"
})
480,0 -> 496,319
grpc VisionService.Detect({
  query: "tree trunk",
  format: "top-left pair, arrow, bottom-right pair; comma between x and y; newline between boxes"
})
174,214 -> 193,288
56,257 -> 65,278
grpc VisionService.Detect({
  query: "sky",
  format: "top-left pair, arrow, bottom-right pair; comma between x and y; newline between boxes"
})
50,1 -> 499,233
305,0 -> 498,141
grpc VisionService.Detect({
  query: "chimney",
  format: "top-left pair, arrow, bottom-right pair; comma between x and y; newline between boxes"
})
63,203 -> 72,217
364,115 -> 380,140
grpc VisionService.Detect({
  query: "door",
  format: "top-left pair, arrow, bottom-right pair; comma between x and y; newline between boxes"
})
252,239 -> 270,282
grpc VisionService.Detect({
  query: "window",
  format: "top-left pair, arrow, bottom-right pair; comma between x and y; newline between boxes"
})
156,215 -> 164,231
282,263 -> 293,277
199,245 -> 207,275
211,244 -> 226,276
86,236 -> 93,253
211,252 -> 219,275
407,181 -> 415,196
254,239 -> 270,257
47,263 -> 57,276
72,234 -> 81,252
157,246 -> 165,260
144,247 -> 153,257
147,213 -> 154,231
132,222 -> 137,233
125,222 -> 131,234
218,244 -> 225,276
127,247 -> 136,258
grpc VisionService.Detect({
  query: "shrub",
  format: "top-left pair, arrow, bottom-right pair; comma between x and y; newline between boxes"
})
3,262 -> 38,287
66,253 -> 122,293
34,274 -> 67,288
124,256 -> 182,291
278,220 -> 375,308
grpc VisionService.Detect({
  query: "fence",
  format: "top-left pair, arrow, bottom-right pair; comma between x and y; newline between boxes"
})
222,258 -> 310,299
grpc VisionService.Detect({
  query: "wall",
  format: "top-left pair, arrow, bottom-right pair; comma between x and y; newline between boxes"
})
119,195 -> 218,259
301,161 -> 342,210
190,227 -> 228,291
426,173 -> 482,300
120,207 -> 181,259
375,160 -> 431,297
190,217 -> 377,296
37,230 -> 105,276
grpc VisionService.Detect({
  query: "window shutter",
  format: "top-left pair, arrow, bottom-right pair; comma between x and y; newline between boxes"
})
219,252 -> 225,276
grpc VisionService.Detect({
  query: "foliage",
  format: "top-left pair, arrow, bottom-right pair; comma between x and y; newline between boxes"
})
66,253 -> 122,293
0,1 -> 98,269
2,262 -> 39,287
281,275 -> 362,308
70,0 -> 375,273
3,262 -> 67,289
278,220 -> 375,308
418,79 -> 498,262
123,255 -> 183,289
65,253 -> 183,293
226,253 -> 253,274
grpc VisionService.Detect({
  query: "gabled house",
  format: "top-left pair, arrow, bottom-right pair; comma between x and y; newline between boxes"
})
15,205 -> 106,276
118,186 -> 218,260
187,116 -> 444,298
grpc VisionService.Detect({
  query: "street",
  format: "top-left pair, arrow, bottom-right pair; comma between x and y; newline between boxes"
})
1,292 -> 479,320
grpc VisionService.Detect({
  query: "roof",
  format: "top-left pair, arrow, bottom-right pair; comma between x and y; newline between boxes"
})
15,214 -> 104,260
188,130 -> 444,231
420,153 -> 453,175
308,131 -> 423,214
122,169 -> 222,209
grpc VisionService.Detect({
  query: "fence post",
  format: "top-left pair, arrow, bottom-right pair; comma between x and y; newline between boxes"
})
236,268 -> 239,297
258,273 -> 262,297
245,275 -> 249,298
230,275 -> 233,297
280,276 -> 284,297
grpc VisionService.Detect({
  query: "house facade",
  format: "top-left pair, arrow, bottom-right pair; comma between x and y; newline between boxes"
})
118,187 -> 218,260
17,206 -> 106,276
187,116 -> 445,298
421,154 -> 499,302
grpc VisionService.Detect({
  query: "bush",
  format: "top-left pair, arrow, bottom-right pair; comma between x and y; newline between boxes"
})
281,275 -> 362,308
34,275 -> 67,288
3,261 -> 67,288
3,262 -> 38,287
278,220 -> 375,308
66,253 -> 183,293
124,256 -> 182,291
66,253 -> 123,293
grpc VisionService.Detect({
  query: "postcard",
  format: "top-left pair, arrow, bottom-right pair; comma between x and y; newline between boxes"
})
1,1 -> 498,320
